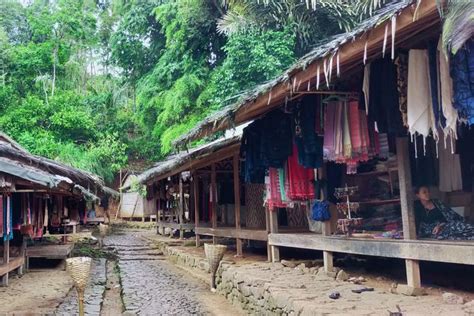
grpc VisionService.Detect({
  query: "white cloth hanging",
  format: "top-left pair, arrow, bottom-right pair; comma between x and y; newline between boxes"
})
439,132 -> 463,192
437,38 -> 458,141
363,64 -> 370,114
407,49 -> 438,148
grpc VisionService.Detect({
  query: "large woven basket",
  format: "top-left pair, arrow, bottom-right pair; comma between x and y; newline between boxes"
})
99,223 -> 108,238
204,244 -> 227,274
66,257 -> 92,291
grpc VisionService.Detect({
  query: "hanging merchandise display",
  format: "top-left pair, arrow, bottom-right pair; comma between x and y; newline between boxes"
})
266,168 -> 288,211
287,144 -> 315,200
311,200 -> 330,222
241,110 -> 293,184
294,95 -> 324,169
395,51 -> 409,127
407,49 -> 438,153
451,39 -> 474,125
368,57 -> 405,135
438,130 -> 463,192
438,38 -> 457,140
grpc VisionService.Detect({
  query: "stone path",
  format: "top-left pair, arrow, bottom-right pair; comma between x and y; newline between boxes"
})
56,258 -> 107,315
105,231 -> 209,315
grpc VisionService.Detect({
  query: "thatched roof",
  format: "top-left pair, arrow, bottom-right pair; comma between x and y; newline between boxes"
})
0,132 -> 114,198
174,0 -> 438,146
125,133 -> 242,190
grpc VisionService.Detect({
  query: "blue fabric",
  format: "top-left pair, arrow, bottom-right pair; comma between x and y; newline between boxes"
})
241,110 -> 293,183
311,200 -> 330,222
3,196 -> 12,241
451,39 -> 474,124
294,95 -> 324,168
428,40 -> 444,127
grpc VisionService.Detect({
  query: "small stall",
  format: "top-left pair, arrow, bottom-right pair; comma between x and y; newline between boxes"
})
172,0 -> 474,291
0,133 -> 110,285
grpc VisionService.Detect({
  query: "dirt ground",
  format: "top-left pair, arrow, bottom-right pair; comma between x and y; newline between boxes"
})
0,265 -> 73,314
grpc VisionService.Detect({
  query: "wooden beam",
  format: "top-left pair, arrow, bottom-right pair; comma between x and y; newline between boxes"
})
269,234 -> 474,265
193,171 -> 201,247
233,154 -> 243,257
396,137 -> 421,288
322,221 -> 334,273
211,163 -> 217,244
268,209 -> 280,262
178,174 -> 184,239
195,227 -> 268,241
1,239 -> 9,286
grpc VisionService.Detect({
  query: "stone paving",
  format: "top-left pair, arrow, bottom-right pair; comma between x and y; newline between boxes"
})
105,230 -> 209,315
56,258 -> 107,315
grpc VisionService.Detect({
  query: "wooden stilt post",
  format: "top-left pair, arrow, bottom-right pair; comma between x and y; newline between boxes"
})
265,207 -> 271,262
268,209 -> 280,262
322,222 -> 334,273
211,163 -> 217,244
178,174 -> 185,239
193,171 -> 201,247
1,239 -> 9,286
396,137 -> 421,290
233,154 -> 243,257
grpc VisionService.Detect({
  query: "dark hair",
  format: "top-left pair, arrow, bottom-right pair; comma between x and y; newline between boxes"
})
414,185 -> 429,194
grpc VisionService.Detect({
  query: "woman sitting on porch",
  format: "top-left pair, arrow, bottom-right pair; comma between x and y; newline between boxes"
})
414,186 -> 474,240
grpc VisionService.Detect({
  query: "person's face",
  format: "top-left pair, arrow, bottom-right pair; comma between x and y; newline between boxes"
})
416,187 -> 431,201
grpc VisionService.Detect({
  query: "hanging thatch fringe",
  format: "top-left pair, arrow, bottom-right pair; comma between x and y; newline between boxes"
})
336,51 -> 341,77
316,65 -> 320,90
382,23 -> 389,57
391,15 -> 397,59
364,40 -> 368,64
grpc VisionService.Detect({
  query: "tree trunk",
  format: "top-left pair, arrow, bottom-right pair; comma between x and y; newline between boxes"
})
51,44 -> 58,97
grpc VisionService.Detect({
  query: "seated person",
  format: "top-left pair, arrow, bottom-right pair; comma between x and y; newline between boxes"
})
414,186 -> 474,240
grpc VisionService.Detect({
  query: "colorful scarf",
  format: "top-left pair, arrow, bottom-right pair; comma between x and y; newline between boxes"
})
323,102 -> 336,160
267,168 -> 287,210
287,144 -> 315,200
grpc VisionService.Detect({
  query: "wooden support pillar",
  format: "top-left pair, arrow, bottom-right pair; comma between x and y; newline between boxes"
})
18,237 -> 26,276
268,209 -> 280,262
233,154 -> 243,257
1,239 -> 9,286
211,163 -> 217,244
178,174 -> 185,239
396,137 -> 421,289
193,171 -> 201,247
322,222 -> 334,272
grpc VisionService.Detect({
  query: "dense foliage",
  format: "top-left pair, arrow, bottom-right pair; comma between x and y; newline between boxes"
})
7,0 -> 464,182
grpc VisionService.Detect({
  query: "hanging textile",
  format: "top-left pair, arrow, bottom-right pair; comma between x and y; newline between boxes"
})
287,144 -> 315,200
457,125 -> 474,191
378,133 -> 390,159
323,101 -> 337,161
428,40 -> 442,127
409,134 -> 439,187
4,195 -> 12,241
438,38 -> 458,140
241,110 -> 293,183
362,63 -> 370,114
407,49 -> 438,149
294,95 -> 324,168
451,39 -> 474,125
266,168 -> 287,211
395,51 -> 409,127
439,130 -> 463,192
342,103 -> 352,159
368,57 -> 405,135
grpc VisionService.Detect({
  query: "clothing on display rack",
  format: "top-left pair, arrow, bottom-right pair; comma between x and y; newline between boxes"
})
395,51 -> 409,127
287,144 -> 315,200
294,95 -> 324,168
407,49 -> 438,147
451,39 -> 474,125
457,125 -> 474,191
428,40 -> 443,128
368,57 -> 404,135
438,38 -> 457,140
438,130 -> 463,192
266,168 -> 288,211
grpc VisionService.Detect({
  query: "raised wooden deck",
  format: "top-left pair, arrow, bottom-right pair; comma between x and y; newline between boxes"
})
195,227 -> 268,241
268,233 -> 474,265
157,222 -> 195,231
0,257 -> 24,277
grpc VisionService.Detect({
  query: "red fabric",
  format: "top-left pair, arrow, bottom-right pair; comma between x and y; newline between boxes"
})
287,144 -> 315,200
267,168 -> 287,210
348,101 -> 362,153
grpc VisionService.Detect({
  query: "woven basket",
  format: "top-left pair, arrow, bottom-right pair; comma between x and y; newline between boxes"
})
99,223 -> 108,238
66,257 -> 92,291
204,244 -> 227,274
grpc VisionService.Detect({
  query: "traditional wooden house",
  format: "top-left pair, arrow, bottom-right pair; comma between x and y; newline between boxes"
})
172,0 -> 474,292
0,133 -> 111,286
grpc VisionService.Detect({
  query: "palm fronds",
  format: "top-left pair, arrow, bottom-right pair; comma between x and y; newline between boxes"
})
439,0 -> 474,54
